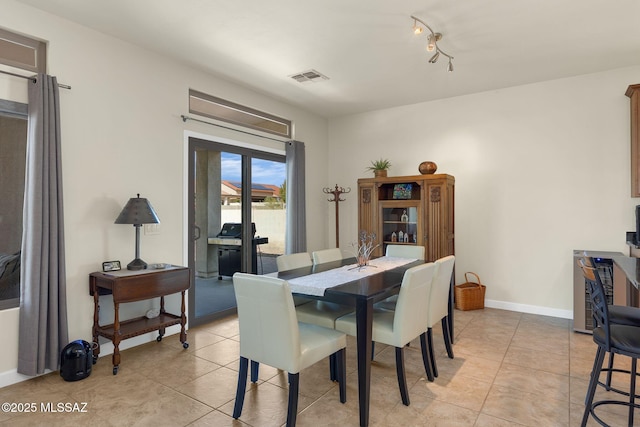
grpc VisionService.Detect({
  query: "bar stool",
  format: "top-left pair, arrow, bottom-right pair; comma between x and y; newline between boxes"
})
578,258 -> 640,426
582,257 -> 640,392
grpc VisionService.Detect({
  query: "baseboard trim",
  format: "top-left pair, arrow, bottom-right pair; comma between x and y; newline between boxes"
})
0,325 -> 182,389
484,299 -> 573,319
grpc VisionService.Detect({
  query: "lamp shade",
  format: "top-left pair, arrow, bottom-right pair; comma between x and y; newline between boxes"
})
114,194 -> 160,225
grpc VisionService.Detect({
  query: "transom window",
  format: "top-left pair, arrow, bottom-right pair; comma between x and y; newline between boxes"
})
0,28 -> 47,73
189,89 -> 292,138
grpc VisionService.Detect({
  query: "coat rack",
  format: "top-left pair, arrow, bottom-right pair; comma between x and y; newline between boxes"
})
323,184 -> 351,247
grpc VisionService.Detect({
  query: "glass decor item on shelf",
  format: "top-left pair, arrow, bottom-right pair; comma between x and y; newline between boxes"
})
391,231 -> 397,242
349,231 -> 380,269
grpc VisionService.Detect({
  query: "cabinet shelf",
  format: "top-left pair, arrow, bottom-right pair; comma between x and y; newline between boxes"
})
95,313 -> 182,341
383,241 -> 416,245
383,221 -> 417,225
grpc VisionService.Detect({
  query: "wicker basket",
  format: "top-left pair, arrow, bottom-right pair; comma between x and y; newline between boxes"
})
454,272 -> 486,311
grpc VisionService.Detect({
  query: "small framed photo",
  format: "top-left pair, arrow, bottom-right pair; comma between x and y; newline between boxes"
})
102,260 -> 121,272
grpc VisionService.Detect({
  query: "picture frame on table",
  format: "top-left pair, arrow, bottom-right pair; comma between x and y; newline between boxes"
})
102,260 -> 121,272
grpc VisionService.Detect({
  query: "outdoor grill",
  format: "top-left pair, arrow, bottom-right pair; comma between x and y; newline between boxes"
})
207,223 -> 268,278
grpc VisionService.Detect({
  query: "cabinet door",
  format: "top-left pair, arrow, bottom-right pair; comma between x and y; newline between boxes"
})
358,182 -> 375,240
423,179 -> 454,261
379,200 -> 422,256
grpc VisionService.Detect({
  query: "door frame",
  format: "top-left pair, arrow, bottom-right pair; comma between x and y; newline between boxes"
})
184,131 -> 285,327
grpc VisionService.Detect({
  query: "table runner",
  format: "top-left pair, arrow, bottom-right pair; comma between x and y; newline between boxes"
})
287,256 -> 416,296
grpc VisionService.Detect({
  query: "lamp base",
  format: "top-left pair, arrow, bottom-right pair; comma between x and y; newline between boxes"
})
127,258 -> 148,271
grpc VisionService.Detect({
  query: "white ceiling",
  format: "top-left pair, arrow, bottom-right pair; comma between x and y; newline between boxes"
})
16,0 -> 640,118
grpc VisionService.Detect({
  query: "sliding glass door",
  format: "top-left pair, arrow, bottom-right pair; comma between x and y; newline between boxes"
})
188,137 -> 285,326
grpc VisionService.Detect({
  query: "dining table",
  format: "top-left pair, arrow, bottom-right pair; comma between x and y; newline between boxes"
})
274,256 -> 433,427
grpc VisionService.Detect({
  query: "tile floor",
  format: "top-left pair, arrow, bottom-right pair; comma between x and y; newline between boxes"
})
0,308 -> 636,426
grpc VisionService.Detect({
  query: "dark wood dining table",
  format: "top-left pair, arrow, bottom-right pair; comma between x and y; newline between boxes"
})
275,256 -> 432,427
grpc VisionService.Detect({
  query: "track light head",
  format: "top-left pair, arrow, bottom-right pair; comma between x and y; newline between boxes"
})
429,52 -> 440,63
413,19 -> 423,35
427,33 -> 442,52
447,59 -> 454,72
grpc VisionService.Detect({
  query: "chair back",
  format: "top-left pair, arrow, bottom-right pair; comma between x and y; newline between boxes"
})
312,248 -> 344,264
393,262 -> 437,344
385,245 -> 425,260
233,273 -> 301,372
428,255 -> 456,326
276,252 -> 312,271
578,257 -> 612,349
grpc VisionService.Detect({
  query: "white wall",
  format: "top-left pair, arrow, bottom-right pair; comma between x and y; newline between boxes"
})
329,66 -> 640,318
0,1 -> 328,384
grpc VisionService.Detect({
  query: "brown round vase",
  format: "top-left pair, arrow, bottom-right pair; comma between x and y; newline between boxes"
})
374,169 -> 387,178
418,161 -> 437,175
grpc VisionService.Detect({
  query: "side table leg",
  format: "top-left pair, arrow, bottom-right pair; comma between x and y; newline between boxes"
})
92,282 -> 101,364
180,290 -> 189,349
112,302 -> 121,375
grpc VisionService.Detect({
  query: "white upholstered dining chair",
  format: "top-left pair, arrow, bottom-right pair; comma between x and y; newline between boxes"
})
276,252 -> 312,271
334,262 -> 437,406
311,248 -> 344,264
377,245 -> 426,309
385,244 -> 425,260
425,255 -> 456,378
276,252 -> 315,307
232,273 -> 347,427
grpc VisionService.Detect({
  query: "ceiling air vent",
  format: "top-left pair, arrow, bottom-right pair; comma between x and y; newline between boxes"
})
289,69 -> 329,83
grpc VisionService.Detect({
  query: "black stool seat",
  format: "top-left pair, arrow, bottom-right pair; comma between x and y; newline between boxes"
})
610,305 -> 640,327
594,325 -> 640,357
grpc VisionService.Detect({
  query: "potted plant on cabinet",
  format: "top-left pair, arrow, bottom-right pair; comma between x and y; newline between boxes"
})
367,158 -> 391,178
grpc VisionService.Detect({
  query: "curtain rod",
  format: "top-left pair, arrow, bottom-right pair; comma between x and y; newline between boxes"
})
0,69 -> 71,90
181,114 -> 287,143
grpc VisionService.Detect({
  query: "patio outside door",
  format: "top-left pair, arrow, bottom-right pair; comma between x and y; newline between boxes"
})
188,137 -> 285,326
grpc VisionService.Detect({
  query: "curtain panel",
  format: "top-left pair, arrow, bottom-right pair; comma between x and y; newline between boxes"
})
18,74 -> 68,376
285,140 -> 306,254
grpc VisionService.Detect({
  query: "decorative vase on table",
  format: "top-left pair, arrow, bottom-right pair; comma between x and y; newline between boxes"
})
351,231 -> 380,269
418,161 -> 438,175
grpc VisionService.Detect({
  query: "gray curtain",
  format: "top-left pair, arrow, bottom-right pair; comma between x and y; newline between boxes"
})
285,140 -> 306,253
18,74 -> 68,376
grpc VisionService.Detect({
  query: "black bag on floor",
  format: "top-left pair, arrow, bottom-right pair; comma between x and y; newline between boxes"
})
59,340 -> 92,381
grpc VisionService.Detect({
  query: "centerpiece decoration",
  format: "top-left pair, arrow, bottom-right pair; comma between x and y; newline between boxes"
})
349,231 -> 380,270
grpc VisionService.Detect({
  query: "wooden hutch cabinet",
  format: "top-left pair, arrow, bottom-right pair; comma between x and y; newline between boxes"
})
358,174 -> 454,261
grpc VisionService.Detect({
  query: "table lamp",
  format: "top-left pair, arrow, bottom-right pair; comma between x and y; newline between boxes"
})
114,194 -> 160,270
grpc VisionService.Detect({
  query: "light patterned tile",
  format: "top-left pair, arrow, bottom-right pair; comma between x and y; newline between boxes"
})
482,384 -> 569,426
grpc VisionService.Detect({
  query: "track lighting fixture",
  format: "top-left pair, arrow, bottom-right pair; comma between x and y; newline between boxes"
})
411,15 -> 454,72
413,19 -> 423,35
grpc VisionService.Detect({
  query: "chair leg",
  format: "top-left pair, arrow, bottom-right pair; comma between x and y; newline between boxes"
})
395,347 -> 410,406
251,360 -> 259,383
605,352 -> 614,391
233,356 -> 249,419
582,346 -> 606,427
427,327 -> 438,378
585,346 -> 604,405
419,332 -> 434,381
329,353 -> 337,381
287,373 -> 300,427
336,349 -> 347,403
630,357 -> 637,427
442,317 -> 454,359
